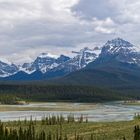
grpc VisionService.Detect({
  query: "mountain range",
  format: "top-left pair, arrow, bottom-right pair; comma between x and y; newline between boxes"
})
0,46 -> 101,80
53,38 -> 140,89
1,38 -> 140,90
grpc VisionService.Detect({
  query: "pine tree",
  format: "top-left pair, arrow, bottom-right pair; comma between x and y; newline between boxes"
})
64,134 -> 68,140
91,134 -> 94,140
123,136 -> 126,140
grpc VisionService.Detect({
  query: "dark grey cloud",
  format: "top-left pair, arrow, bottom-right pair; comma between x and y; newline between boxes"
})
72,0 -> 118,20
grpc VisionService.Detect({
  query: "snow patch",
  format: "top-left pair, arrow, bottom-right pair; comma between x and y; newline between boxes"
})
0,58 -> 12,65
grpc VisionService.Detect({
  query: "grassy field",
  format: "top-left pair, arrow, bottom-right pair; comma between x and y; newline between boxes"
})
3,119 -> 140,140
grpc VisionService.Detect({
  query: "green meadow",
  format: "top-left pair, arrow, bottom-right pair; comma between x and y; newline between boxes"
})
2,117 -> 140,140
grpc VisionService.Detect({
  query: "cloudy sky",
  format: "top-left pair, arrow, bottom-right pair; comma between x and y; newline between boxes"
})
0,0 -> 140,64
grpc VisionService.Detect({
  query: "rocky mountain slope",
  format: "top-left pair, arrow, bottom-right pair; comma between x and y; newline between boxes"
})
0,47 -> 101,80
50,38 -> 140,88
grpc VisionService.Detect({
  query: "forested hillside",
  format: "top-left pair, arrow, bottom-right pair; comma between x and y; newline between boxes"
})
0,83 -> 129,102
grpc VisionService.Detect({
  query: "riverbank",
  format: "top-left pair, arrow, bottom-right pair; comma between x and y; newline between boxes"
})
0,102 -> 97,112
123,100 -> 140,106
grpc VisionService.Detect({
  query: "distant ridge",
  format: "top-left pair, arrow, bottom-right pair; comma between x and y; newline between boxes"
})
48,38 -> 140,89
1,38 -> 140,84
0,47 -> 101,80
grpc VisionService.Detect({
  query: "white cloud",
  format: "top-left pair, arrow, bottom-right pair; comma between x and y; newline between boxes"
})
92,17 -> 116,34
0,0 -> 140,64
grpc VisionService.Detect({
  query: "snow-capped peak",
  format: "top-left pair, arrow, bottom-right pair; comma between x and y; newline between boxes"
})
102,38 -> 139,56
106,38 -> 134,48
0,59 -> 18,77
100,38 -> 140,65
50,47 -> 101,76
69,47 -> 101,69
20,53 -> 70,74
0,58 -> 12,65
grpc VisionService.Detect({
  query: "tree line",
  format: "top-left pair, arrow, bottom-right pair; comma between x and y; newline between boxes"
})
0,94 -> 20,105
0,115 -> 139,140
0,84 -> 127,103
0,115 -> 90,140
41,114 -> 88,125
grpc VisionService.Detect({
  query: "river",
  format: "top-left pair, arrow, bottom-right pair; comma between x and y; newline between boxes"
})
0,101 -> 139,122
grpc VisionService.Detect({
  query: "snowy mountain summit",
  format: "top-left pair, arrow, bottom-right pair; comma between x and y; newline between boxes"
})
21,53 -> 70,74
102,38 -> 137,55
100,38 -> 140,64
72,47 -> 101,69
44,47 -> 101,78
0,61 -> 18,77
